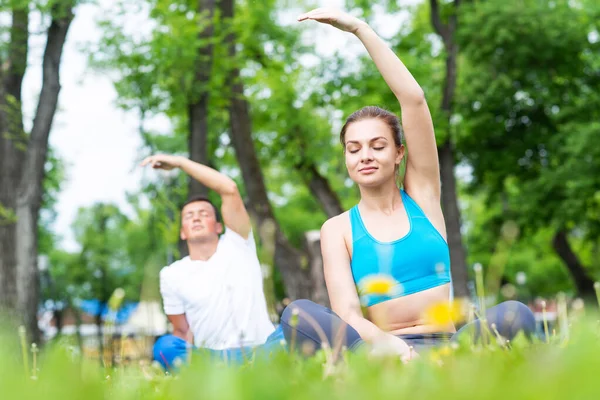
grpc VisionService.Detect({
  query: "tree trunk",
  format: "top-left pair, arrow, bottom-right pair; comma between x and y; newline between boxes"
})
228,90 -> 312,299
178,0 -> 217,259
15,205 -> 42,343
187,0 -> 216,198
71,300 -> 84,354
430,0 -> 470,298
296,163 -> 341,304
298,162 -> 344,218
95,313 -> 104,366
298,163 -> 341,304
552,229 -> 596,299
439,140 -> 469,297
0,2 -> 29,314
15,3 -> 75,346
220,0 -> 313,300
0,205 -> 18,313
55,308 -> 64,337
305,230 -> 329,307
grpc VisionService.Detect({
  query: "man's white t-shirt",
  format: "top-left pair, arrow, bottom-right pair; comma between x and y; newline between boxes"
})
159,228 -> 275,350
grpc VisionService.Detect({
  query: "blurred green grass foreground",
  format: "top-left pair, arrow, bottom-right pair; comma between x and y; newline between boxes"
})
2,307 -> 600,400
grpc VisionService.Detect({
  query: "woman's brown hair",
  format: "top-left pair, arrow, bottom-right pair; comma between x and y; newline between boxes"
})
339,106 -> 403,148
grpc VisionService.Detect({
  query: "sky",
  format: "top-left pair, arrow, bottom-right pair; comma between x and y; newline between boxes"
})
20,0 -> 415,252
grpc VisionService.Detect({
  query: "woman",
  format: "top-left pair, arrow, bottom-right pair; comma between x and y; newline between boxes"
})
280,9 -> 535,361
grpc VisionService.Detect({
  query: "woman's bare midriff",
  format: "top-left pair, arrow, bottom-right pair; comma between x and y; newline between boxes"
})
366,284 -> 456,335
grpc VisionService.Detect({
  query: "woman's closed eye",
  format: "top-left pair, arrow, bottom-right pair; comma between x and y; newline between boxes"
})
348,146 -> 384,153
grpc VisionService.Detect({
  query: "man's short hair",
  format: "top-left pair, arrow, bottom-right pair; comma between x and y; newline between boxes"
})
180,195 -> 222,222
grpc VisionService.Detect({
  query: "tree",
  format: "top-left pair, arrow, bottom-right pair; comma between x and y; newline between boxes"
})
70,203 -> 142,361
42,249 -> 81,342
460,186 -> 575,299
91,0 -> 346,302
37,148 -> 68,338
40,192 -> 170,347
245,58 -> 347,220
187,0 -> 216,199
428,0 -> 470,298
0,0 -> 77,343
221,0 -> 317,300
455,0 -> 600,298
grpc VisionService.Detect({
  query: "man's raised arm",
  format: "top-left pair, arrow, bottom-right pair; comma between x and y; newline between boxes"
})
141,154 -> 252,238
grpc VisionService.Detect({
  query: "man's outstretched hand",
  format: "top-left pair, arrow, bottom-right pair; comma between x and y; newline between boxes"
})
140,154 -> 183,171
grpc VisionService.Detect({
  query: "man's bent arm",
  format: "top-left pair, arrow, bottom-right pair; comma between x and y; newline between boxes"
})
141,154 -> 253,239
177,158 -> 238,197
177,158 -> 252,239
168,314 -> 193,344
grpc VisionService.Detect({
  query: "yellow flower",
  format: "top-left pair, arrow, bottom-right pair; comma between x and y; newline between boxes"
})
438,345 -> 452,357
429,350 -> 441,364
423,299 -> 468,327
358,274 -> 402,297
429,345 -> 453,366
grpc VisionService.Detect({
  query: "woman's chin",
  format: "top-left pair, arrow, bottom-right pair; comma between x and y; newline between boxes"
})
352,174 -> 394,188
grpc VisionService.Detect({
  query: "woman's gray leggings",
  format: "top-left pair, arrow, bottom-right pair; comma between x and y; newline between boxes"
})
280,299 -> 537,353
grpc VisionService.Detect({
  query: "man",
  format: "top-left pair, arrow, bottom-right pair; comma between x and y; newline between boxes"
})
141,154 -> 283,368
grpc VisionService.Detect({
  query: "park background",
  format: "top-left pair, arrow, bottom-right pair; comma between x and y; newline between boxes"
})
1,0 -> 600,396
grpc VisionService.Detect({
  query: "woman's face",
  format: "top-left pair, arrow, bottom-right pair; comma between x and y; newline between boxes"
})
343,118 -> 404,187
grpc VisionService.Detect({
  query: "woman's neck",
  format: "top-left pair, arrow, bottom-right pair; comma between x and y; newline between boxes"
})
358,180 -> 403,215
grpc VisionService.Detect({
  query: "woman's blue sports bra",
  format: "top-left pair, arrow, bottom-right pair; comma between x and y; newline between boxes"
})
350,189 -> 451,307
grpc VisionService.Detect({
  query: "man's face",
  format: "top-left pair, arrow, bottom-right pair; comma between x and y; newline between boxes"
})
180,201 -> 222,243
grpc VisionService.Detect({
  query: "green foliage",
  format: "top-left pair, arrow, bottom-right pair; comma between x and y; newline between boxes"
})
89,0 -> 355,262
70,203 -> 141,302
462,189 -> 576,297
452,0 -> 600,291
0,204 -> 17,226
455,0 -> 600,227
0,94 -> 28,151
41,195 -> 175,321
38,148 -> 66,255
345,0 -> 404,20
43,249 -> 83,310
35,0 -> 600,304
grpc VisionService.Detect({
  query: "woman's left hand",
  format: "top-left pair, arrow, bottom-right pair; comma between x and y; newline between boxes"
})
297,8 -> 366,34
140,154 -> 182,171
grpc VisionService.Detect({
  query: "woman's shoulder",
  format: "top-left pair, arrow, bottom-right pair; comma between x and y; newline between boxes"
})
320,211 -> 353,258
321,210 -> 352,236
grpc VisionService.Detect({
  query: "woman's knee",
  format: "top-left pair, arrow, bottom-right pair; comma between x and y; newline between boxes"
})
493,300 -> 536,337
280,299 -> 362,352
281,299 -> 320,326
280,299 -> 323,350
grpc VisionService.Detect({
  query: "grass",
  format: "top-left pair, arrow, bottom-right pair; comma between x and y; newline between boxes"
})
2,308 -> 600,400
